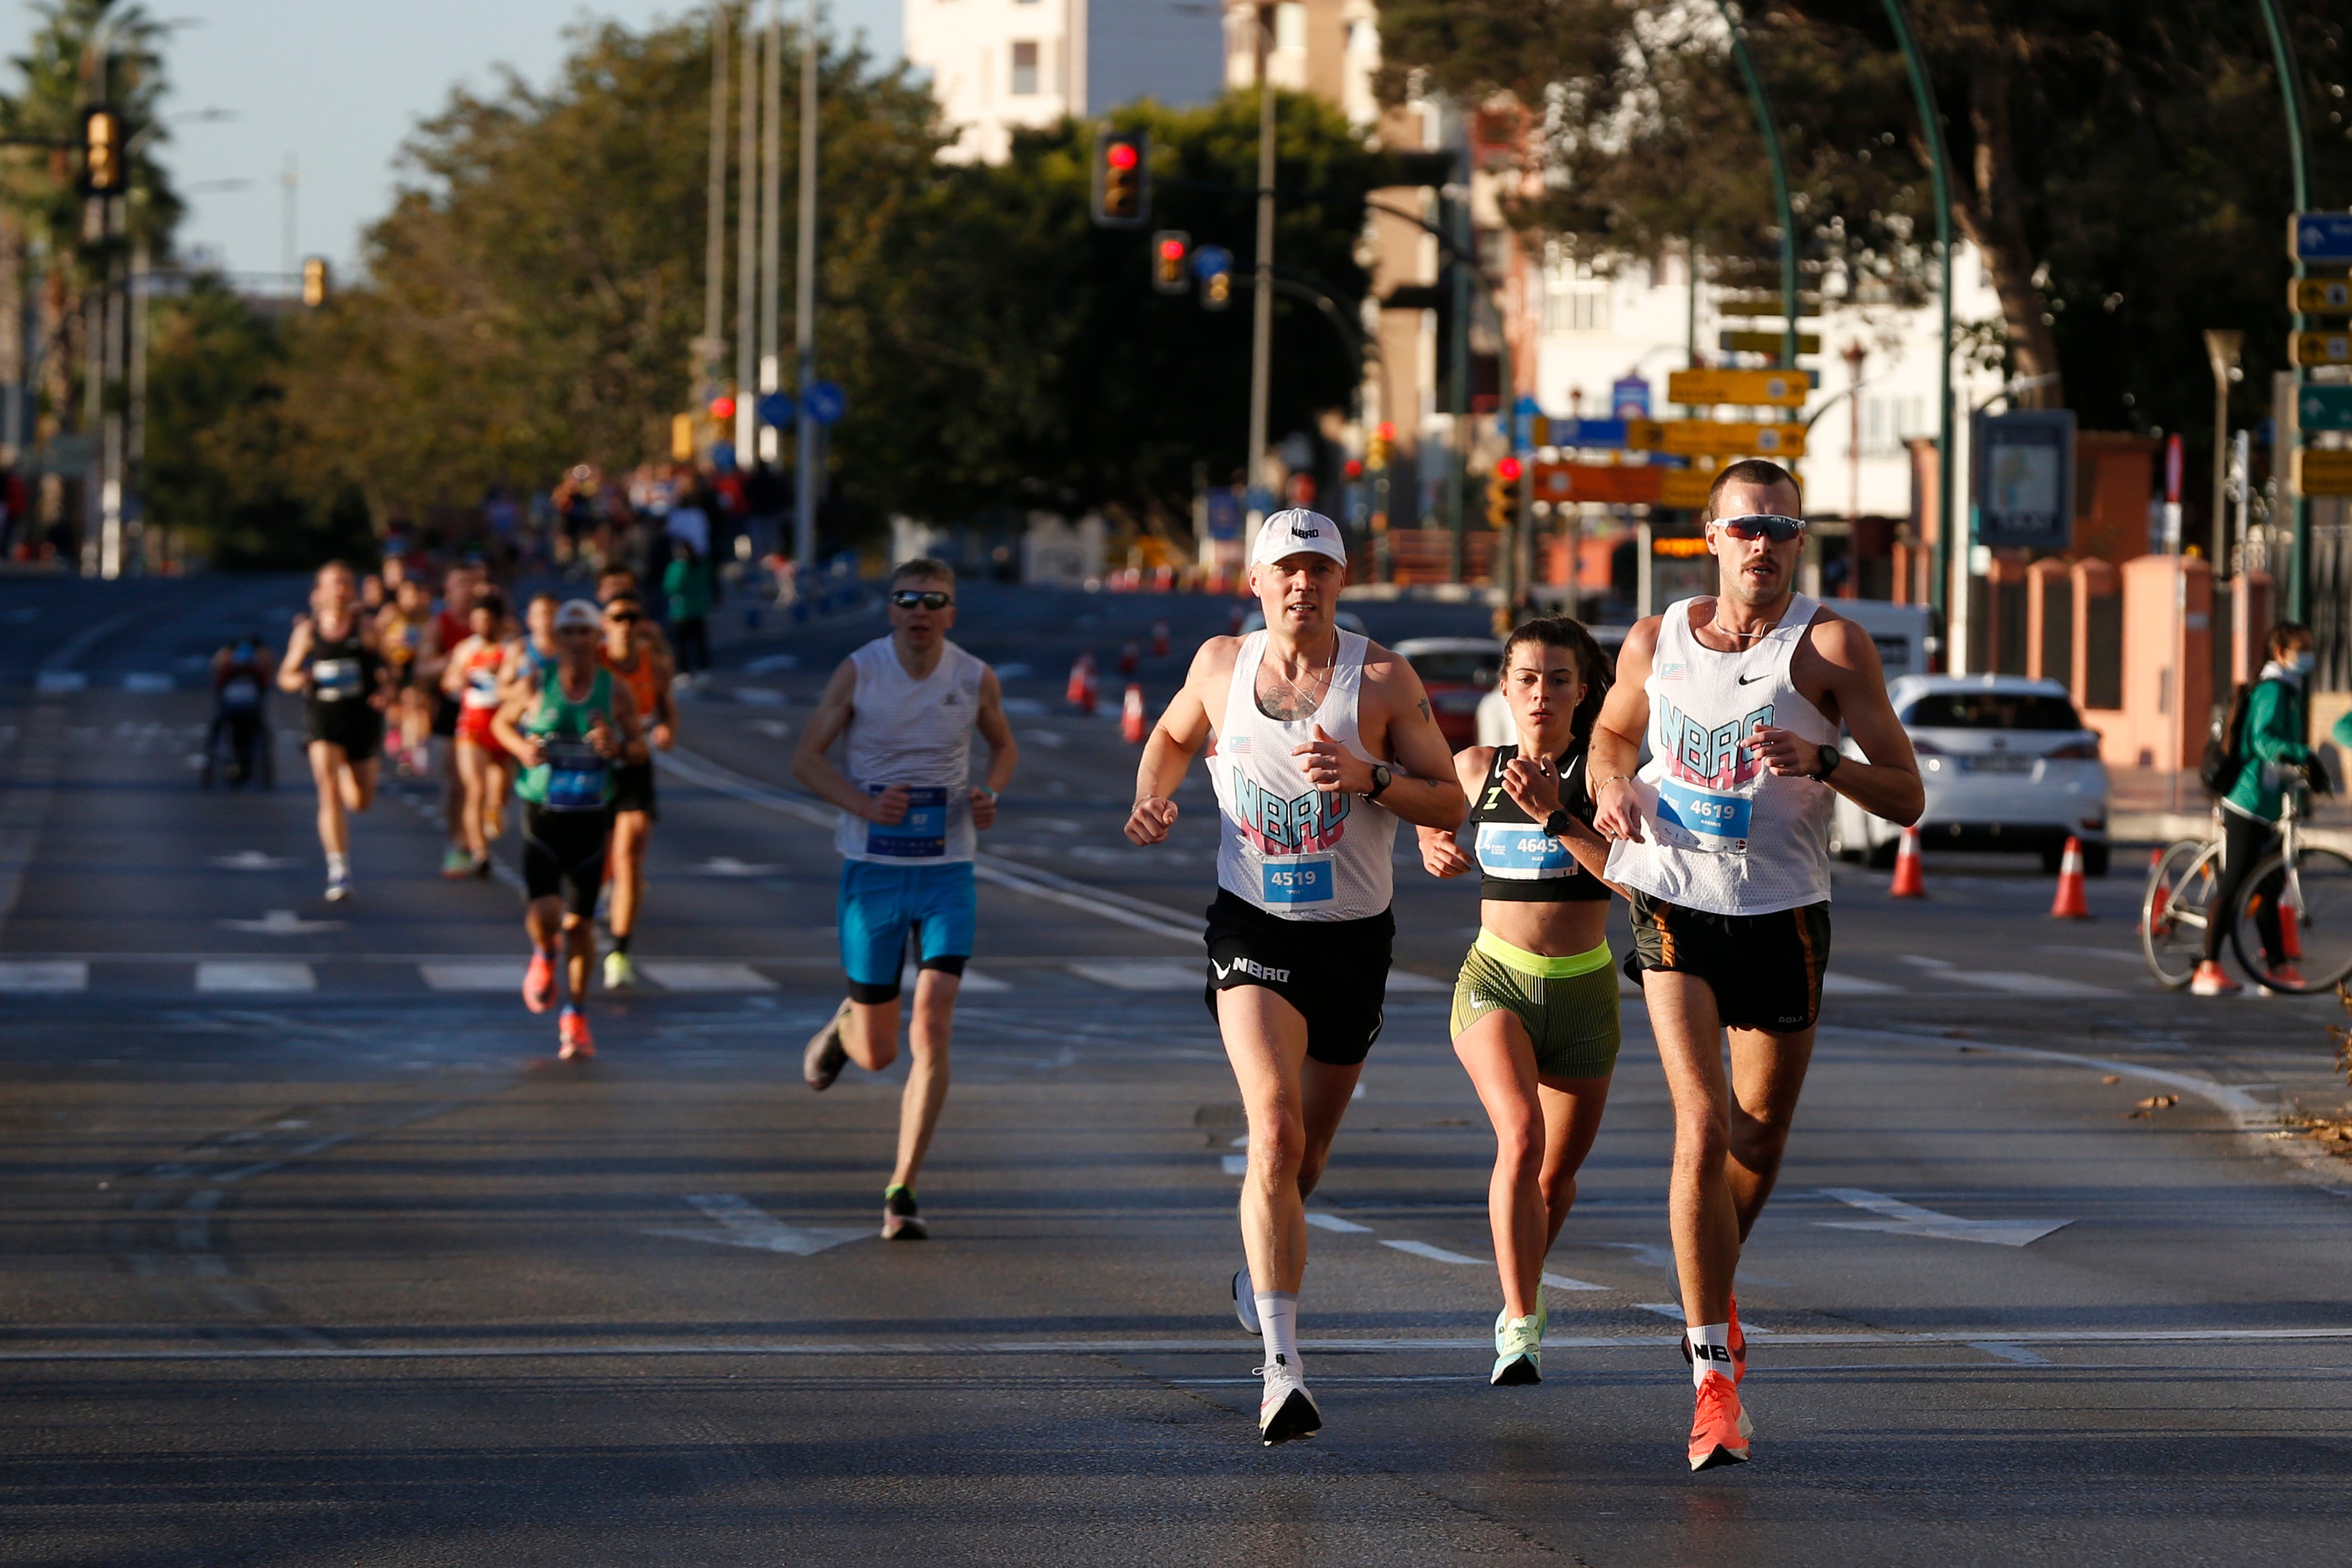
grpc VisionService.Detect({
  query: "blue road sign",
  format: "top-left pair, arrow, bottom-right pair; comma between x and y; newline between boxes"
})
755,392 -> 793,428
709,439 -> 737,471
1192,244 -> 1234,281
1512,394 -> 1541,454
1205,487 -> 1242,541
2301,385 -> 2352,433
1611,376 -> 1652,419
1551,418 -> 1629,450
2291,213 -> 2352,264
801,380 -> 847,426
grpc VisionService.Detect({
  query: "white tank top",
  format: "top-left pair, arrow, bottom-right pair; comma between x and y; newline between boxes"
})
832,637 -> 986,865
1604,594 -> 1837,916
1211,631 -> 1397,920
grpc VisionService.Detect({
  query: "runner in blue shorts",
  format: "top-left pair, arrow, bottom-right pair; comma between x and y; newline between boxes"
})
791,559 -> 1018,1239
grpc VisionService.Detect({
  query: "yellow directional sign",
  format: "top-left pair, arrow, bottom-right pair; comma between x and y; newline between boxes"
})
1629,419 -> 1808,458
2292,279 -> 2352,314
1719,330 -> 1822,357
1667,369 -> 1810,408
1660,470 -> 1716,509
2295,449 -> 2352,497
2291,330 -> 2352,368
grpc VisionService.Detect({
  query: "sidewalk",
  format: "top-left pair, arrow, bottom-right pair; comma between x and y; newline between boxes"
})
2107,765 -> 2352,851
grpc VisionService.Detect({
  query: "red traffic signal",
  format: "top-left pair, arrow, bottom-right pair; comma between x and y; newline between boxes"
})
1343,458 -> 1363,479
710,394 -> 737,422
1151,230 -> 1190,294
1107,142 -> 1139,171
1376,421 -> 1396,443
1495,456 -> 1524,483
1091,128 -> 1149,228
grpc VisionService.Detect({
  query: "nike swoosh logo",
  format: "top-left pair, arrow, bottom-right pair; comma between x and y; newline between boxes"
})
1736,673 -> 1769,685
1212,960 -> 1232,979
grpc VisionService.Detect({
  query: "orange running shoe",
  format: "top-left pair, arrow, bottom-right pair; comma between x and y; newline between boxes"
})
1688,1373 -> 1752,1471
558,1007 -> 594,1060
523,949 -> 556,1013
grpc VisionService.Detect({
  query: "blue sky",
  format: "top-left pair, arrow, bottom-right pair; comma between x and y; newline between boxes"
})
29,1 -> 904,280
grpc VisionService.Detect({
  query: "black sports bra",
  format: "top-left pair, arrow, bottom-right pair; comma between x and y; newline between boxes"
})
1467,742 -> 1609,903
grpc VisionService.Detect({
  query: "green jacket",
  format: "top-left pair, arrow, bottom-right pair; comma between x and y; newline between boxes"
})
664,555 -> 710,622
2223,674 -> 2309,822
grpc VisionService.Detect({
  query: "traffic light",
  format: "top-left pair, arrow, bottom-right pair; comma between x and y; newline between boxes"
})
1091,128 -> 1148,228
299,256 -> 330,308
1152,231 -> 1190,294
709,393 -> 737,423
1366,421 -> 1394,470
1487,457 -> 1523,529
80,106 -> 124,195
1193,244 -> 1234,311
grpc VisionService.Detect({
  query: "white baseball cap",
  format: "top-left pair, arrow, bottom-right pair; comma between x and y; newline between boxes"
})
554,599 -> 602,631
1250,507 -> 1348,569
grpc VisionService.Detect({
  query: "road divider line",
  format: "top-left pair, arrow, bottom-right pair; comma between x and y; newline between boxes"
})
641,1193 -> 869,1256
1815,1187 -> 2074,1248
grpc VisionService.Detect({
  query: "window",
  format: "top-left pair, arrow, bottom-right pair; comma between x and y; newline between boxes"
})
1010,40 -> 1038,96
1902,693 -> 2085,732
1544,285 -> 1608,334
1861,396 -> 1929,456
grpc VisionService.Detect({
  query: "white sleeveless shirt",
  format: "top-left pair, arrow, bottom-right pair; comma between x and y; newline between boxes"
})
832,637 -> 986,865
1211,631 -> 1397,920
1604,595 -> 1837,916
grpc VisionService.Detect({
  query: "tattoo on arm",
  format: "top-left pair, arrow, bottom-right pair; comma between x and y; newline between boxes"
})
1417,697 -> 1432,723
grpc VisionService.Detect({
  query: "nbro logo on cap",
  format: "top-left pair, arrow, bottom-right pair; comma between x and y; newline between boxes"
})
1251,507 -> 1348,568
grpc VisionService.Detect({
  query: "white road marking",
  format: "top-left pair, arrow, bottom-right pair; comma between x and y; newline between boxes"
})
742,653 -> 799,672
1952,972 -> 2118,998
642,962 -> 778,992
1380,1239 -> 1487,1267
1386,970 -> 1449,993
419,962 -> 522,993
694,856 -> 780,876
732,688 -> 787,705
1972,1341 -> 2050,1364
1542,1273 -> 1608,1292
0,960 -> 87,992
33,671 -> 85,693
1305,1211 -> 1372,1234
1900,954 -> 1954,969
1220,1155 -> 1249,1174
2034,944 -> 2142,964
1816,1187 -> 2073,1247
211,851 -> 292,870
122,672 -> 172,692
1821,972 -> 1901,995
218,909 -> 343,935
1070,959 -> 1199,991
195,962 -> 317,993
899,962 -> 1008,993
641,1192 -> 868,1256
745,719 -> 791,740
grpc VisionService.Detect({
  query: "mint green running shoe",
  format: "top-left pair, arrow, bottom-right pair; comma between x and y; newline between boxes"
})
1493,1303 -> 1544,1386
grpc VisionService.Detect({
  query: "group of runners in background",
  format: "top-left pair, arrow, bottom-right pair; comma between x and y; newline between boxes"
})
267,557 -> 681,1058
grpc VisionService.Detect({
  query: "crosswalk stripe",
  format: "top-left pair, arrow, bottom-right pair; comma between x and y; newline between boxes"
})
1822,972 -> 1901,995
1952,972 -> 2118,998
195,961 -> 316,993
419,962 -> 522,993
1069,959 -> 1197,991
640,962 -> 777,992
0,960 -> 87,993
898,962 -> 1007,993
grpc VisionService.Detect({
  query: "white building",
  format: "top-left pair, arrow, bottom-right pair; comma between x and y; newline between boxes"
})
905,0 -> 1225,164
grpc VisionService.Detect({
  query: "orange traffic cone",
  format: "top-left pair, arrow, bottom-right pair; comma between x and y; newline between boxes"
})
2048,836 -> 2091,919
1067,651 -> 1095,709
2137,846 -> 2165,935
1889,826 -> 1927,898
1121,683 -> 1147,744
1151,620 -> 1170,658
2282,898 -> 2304,961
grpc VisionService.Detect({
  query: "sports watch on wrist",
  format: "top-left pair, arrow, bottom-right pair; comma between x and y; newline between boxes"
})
1540,807 -> 1574,840
1814,744 -> 1842,781
1365,763 -> 1393,801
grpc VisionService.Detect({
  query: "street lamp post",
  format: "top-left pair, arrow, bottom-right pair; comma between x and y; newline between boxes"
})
1879,0 -> 1956,666
1245,5 -> 1277,555
2254,0 -> 2312,622
791,0 -> 820,571
2205,330 -> 2242,577
1710,1 -> 1799,370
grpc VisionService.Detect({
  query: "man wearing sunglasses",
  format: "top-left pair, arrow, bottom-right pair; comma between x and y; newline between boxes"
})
792,559 -> 1019,1241
1588,459 -> 1922,1472
598,592 -> 678,989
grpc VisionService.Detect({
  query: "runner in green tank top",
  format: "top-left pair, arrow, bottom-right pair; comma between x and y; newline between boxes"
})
493,600 -> 643,1059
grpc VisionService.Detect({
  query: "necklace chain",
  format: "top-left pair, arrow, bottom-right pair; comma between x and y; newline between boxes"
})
1707,600 -> 1786,643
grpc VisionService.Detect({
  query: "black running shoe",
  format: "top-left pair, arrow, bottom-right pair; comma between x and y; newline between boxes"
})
882,1184 -> 926,1241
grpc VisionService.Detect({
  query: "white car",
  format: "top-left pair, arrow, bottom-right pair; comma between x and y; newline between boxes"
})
1474,623 -> 1630,748
1830,673 -> 2110,875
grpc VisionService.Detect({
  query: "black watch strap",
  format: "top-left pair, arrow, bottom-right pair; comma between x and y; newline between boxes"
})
1816,744 -> 1841,780
1541,808 -> 1573,839
1365,763 -> 1392,801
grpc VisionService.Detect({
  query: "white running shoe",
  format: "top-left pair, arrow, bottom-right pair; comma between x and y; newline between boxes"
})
1257,1355 -> 1321,1446
1492,1304 -> 1544,1386
1232,1268 -> 1259,1334
324,873 -> 351,903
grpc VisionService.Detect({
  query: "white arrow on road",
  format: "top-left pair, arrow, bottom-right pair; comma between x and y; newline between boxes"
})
1815,1188 -> 2073,1248
218,909 -> 344,935
213,851 -> 293,871
694,857 -> 781,877
642,1193 -> 868,1257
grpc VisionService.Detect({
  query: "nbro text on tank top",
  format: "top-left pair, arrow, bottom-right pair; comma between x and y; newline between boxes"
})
1604,594 -> 1839,917
1209,631 -> 1398,921
831,637 -> 987,865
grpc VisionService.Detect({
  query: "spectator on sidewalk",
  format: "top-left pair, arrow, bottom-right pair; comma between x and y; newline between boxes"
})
2195,621 -> 2319,996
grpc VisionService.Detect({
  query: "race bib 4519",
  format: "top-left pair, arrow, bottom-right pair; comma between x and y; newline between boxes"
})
1260,856 -> 1333,905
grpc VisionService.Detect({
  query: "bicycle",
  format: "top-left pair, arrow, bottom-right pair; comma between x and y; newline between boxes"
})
2142,785 -> 2352,994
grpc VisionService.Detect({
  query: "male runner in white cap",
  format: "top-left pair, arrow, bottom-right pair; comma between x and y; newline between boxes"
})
1127,509 -> 1464,1446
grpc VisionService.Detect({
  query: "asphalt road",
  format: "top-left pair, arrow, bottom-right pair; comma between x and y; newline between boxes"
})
3,572 -> 2350,1566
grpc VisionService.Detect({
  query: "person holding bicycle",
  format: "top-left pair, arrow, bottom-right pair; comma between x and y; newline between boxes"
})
2195,622 -> 2322,996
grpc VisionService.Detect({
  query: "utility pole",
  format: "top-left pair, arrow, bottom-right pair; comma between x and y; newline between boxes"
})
732,3 -> 757,462
279,152 -> 297,281
1244,5 -> 1275,554
2255,0 -> 2312,622
791,0 -> 820,569
1880,0 -> 1954,667
759,0 -> 783,464
1447,145 -> 1468,581
698,2 -> 729,413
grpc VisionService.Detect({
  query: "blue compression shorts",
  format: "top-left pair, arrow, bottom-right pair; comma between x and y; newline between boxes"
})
838,860 -> 976,1003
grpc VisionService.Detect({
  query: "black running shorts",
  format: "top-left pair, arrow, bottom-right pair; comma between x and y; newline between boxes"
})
523,802 -> 612,917
304,704 -> 383,763
431,690 -> 459,738
1623,892 -> 1832,1034
1202,889 -> 1394,1067
610,760 -> 657,818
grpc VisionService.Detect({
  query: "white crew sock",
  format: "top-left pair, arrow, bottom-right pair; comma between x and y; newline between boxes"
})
1688,1322 -> 1734,1388
1256,1291 -> 1299,1371
326,853 -> 347,880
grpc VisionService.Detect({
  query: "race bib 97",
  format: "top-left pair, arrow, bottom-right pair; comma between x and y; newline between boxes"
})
866,785 -> 948,858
